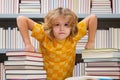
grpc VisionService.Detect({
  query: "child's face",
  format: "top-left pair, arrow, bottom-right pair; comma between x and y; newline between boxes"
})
52,16 -> 71,40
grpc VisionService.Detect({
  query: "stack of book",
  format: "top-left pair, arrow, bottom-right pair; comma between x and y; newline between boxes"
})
0,50 -> 7,80
4,51 -> 46,80
81,48 -> 120,79
0,63 -> 5,80
19,0 -> 41,14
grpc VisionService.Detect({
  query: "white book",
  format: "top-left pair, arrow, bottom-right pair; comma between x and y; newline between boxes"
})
5,65 -> 44,70
83,58 -> 120,62
4,60 -> 44,66
6,69 -> 46,74
82,48 -> 120,59
85,66 -> 120,71
65,76 -> 113,80
6,51 -> 42,57
8,56 -> 43,61
6,74 -> 46,79
85,71 -> 120,76
82,51 -> 120,59
0,28 -> 2,49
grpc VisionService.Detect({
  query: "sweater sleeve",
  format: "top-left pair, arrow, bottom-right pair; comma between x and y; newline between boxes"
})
73,20 -> 87,41
31,23 -> 45,42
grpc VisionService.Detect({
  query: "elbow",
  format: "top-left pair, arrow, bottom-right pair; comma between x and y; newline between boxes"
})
89,14 -> 98,26
90,14 -> 97,21
16,16 -> 27,28
87,14 -> 98,30
17,16 -> 27,23
17,15 -> 24,21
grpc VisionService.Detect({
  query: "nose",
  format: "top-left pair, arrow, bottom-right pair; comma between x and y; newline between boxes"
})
60,25 -> 64,31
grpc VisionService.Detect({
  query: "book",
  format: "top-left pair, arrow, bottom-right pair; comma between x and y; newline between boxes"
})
0,63 -> 5,80
5,69 -> 46,74
8,55 -> 43,61
6,51 -> 42,57
82,48 -> 120,59
5,65 -> 44,70
82,48 -> 119,53
6,74 -> 47,79
83,58 -> 120,62
65,76 -> 113,80
85,71 -> 120,76
84,75 -> 120,79
85,67 -> 120,71
4,60 -> 44,66
86,62 -> 120,67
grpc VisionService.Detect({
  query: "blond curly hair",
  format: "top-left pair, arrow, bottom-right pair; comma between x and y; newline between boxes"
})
43,7 -> 78,39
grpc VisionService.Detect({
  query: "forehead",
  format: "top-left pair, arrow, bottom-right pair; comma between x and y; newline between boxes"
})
53,15 -> 71,22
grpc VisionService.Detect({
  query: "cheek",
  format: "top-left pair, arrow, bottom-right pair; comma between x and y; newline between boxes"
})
67,28 -> 71,34
52,28 -> 58,35
53,27 -> 57,32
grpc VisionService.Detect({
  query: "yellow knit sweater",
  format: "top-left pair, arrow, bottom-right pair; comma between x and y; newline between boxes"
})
31,21 -> 87,80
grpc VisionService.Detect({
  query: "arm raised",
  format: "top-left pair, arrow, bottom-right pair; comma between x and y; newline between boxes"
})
17,16 -> 36,51
82,14 -> 97,49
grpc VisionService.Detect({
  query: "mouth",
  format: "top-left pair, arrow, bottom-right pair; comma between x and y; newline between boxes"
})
59,33 -> 65,34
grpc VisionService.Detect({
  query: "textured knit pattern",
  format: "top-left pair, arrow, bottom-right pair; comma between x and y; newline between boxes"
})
31,21 -> 87,80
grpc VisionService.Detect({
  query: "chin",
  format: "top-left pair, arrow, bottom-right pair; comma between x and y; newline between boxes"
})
55,35 -> 68,40
57,37 -> 66,40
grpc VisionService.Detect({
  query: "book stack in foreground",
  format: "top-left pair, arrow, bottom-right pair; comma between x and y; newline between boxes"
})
4,51 -> 46,80
0,63 -> 5,80
0,49 -> 8,80
81,48 -> 120,80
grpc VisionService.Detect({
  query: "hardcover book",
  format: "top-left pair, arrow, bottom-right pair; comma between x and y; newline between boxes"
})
6,51 -> 42,57
82,48 -> 120,59
65,76 -> 113,80
5,65 -> 44,70
4,60 -> 44,66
